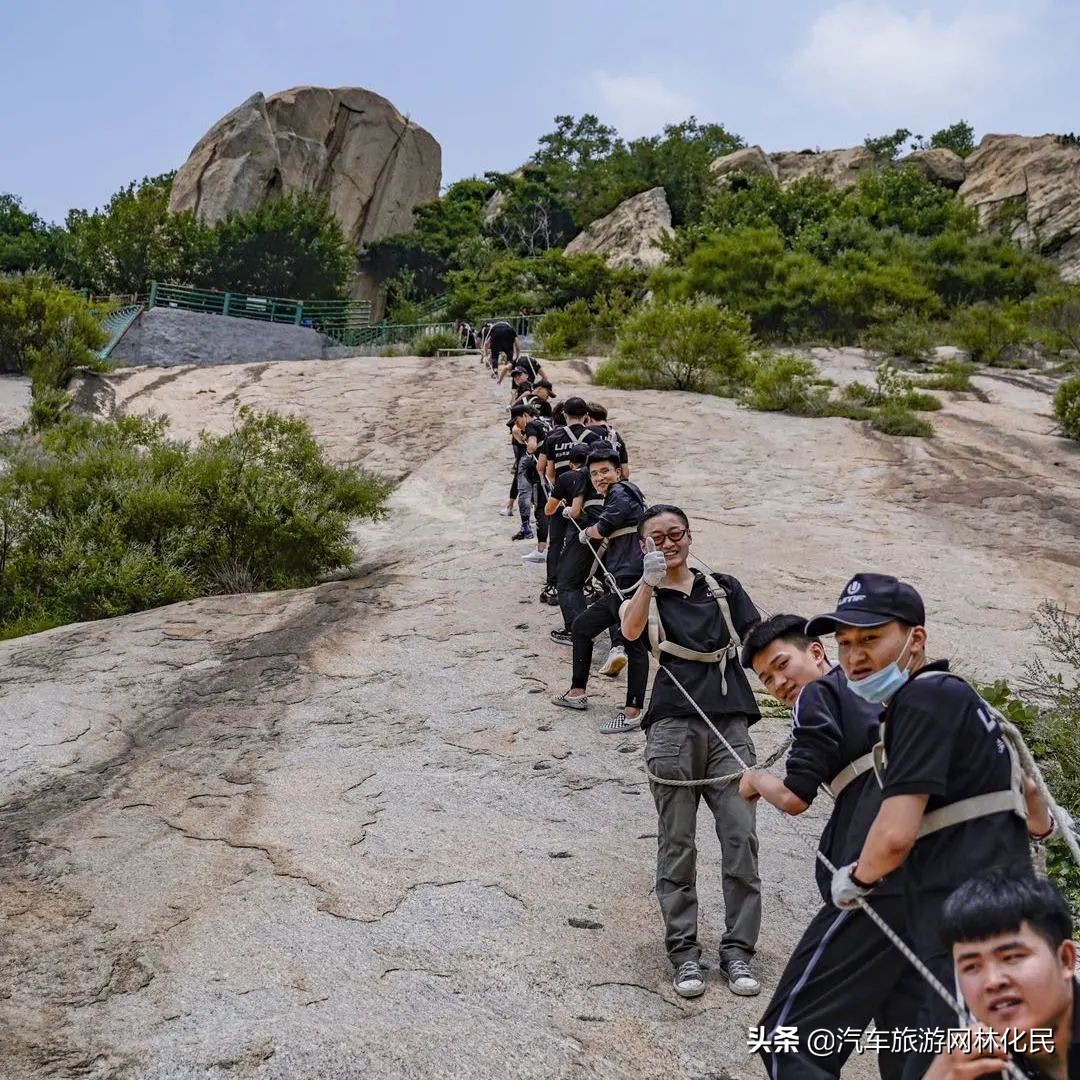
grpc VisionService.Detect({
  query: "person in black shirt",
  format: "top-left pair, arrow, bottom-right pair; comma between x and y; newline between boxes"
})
928,870 -> 1077,1080
531,379 -> 556,419
536,396 -> 604,487
540,443 -> 588,605
586,402 -> 630,479
485,319 -> 519,374
807,573 -> 1053,1079
620,504 -> 762,1000
738,614 -> 922,1080
518,411 -> 552,565
551,448 -> 647,730
506,403 -> 535,541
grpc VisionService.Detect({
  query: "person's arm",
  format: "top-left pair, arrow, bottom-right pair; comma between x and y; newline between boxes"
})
725,577 -> 763,638
1024,775 -> 1054,838
568,493 -> 584,520
536,452 -> 549,477
620,582 -> 653,642
545,495 -> 564,516
739,770 -> 810,814
526,429 -> 541,455
513,339 -> 521,360
853,793 -> 929,882
497,364 -> 509,385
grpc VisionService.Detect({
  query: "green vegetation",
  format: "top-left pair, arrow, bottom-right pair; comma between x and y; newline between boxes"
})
534,292 -> 637,355
1054,374 -> 1080,441
982,603 -> 1080,914
864,120 -> 976,159
413,329 -> 460,356
0,408 -> 391,639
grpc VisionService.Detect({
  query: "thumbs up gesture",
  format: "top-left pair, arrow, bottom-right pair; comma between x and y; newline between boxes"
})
642,536 -> 668,587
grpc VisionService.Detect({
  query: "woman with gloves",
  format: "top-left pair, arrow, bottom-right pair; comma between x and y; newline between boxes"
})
619,504 -> 764,1001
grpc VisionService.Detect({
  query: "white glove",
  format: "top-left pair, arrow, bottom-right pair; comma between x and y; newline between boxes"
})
641,537 -> 667,587
561,506 -> 573,519
830,863 -> 876,909
578,528 -> 593,545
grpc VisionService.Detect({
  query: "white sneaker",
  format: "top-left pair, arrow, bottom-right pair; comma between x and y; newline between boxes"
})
720,957 -> 760,996
521,548 -> 546,563
673,960 -> 705,999
498,507 -> 513,517
598,645 -> 627,677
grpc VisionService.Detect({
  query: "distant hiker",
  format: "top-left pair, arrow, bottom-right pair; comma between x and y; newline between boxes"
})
459,320 -> 477,350
518,405 -> 553,565
619,504 -> 762,1000
530,379 -> 556,419
500,351 -> 544,386
739,614 -> 922,1080
927,870 -> 1079,1080
806,573 -> 1054,1080
540,442 -> 589,606
550,445 -> 647,731
485,319 -> 519,375
517,308 -> 528,336
586,402 -> 630,479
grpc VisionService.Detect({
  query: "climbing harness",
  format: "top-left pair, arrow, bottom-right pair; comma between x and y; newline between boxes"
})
827,752 -> 875,798
565,524 -> 1076,1073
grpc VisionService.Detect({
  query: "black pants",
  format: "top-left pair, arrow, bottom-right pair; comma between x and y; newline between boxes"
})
758,894 -> 924,1080
546,516 -> 567,586
531,482 -> 548,542
557,533 -> 596,630
490,344 -> 512,371
570,583 -> 648,708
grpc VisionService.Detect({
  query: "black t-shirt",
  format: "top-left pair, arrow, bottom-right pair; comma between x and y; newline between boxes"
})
578,473 -> 605,525
488,321 -> 516,351
643,571 -> 761,728
593,480 -> 645,580
881,660 -> 1030,893
514,355 -> 541,381
552,468 -> 585,507
587,422 -> 629,466
541,423 -> 603,472
784,666 -> 903,902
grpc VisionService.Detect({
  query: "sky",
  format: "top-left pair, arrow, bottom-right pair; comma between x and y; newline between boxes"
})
3,0 -> 1076,224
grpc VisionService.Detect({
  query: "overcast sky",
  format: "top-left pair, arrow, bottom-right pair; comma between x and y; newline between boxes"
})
3,0 -> 1075,223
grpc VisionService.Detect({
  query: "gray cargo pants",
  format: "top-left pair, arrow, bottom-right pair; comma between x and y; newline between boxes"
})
646,714 -> 761,968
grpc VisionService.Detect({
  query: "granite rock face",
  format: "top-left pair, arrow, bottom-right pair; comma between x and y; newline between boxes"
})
564,187 -> 674,271
169,87 -> 441,250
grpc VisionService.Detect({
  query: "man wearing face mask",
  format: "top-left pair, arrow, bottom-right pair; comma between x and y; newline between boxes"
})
806,573 -> 1054,1079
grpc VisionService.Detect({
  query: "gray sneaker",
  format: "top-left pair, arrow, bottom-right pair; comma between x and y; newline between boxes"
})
673,960 -> 705,999
719,957 -> 760,996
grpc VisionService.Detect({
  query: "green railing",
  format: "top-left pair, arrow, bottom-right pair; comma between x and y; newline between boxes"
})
97,304 -> 143,359
147,282 -> 372,345
355,312 -> 546,350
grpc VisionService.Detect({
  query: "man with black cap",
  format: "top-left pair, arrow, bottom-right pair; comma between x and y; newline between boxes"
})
531,379 -> 556,419
738,614 -> 922,1079
805,573 -> 1054,1079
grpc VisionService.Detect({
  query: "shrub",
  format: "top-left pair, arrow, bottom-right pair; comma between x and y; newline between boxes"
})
535,292 -> 635,355
913,358 -> 975,392
871,400 -> 934,437
738,353 -> 830,415
949,303 -> 1032,365
413,329 -> 460,356
0,408 -> 391,637
595,297 -> 754,394
1030,285 -> 1080,357
1054,374 -> 1080,441
903,389 -> 943,412
861,310 -> 938,361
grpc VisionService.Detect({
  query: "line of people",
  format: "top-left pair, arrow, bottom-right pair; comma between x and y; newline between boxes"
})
483,355 -> 1077,1080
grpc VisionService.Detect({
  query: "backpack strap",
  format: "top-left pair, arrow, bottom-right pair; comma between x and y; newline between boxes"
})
828,752 -> 876,798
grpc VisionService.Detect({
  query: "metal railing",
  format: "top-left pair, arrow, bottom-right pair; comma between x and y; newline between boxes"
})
354,312 -> 546,350
146,282 -> 372,345
97,304 -> 143,359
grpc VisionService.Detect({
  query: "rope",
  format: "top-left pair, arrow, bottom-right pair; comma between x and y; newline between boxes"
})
645,737 -> 791,787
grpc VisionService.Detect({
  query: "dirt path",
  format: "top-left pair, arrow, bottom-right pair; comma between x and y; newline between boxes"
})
1,352 -> 1076,1079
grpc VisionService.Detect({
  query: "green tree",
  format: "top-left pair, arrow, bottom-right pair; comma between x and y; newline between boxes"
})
864,128 -> 914,159
930,120 -> 976,157
0,195 -> 62,273
204,192 -> 355,300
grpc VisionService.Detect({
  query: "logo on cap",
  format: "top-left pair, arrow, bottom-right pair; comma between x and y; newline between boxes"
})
846,580 -> 861,596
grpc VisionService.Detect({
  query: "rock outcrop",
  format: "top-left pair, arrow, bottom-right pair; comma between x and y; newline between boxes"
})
564,187 -> 673,271
709,145 -> 778,183
959,134 -> 1080,282
169,87 -> 441,251
899,147 -> 967,189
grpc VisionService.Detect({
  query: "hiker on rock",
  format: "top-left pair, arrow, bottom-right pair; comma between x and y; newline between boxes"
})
926,869 -> 1078,1080
619,504 -> 763,999
806,573 -> 1054,1080
518,405 -> 552,565
586,402 -> 630,479
484,319 -> 519,375
539,442 -> 588,607
530,379 -> 556,419
551,446 -> 647,732
739,614 -> 922,1080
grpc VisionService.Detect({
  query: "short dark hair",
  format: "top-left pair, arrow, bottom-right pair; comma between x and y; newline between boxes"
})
940,869 -> 1073,953
741,614 -> 821,669
564,396 -> 589,418
639,504 -> 690,536
587,402 -> 608,421
587,444 -> 620,470
568,443 -> 590,464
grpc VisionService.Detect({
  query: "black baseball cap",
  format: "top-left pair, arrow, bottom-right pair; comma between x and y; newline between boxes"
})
805,573 -> 925,636
509,401 -> 538,418
535,379 -> 556,395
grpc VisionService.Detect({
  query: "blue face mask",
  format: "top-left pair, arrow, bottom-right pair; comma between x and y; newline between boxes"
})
847,632 -> 915,704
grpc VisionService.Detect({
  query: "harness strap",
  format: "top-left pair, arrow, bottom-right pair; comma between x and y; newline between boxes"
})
828,752 -> 876,798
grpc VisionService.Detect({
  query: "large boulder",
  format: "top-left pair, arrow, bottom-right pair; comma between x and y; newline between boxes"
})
898,147 -> 967,189
564,187 -> 673,271
959,134 -> 1080,282
768,146 -> 878,189
169,87 -> 441,251
709,145 -> 778,183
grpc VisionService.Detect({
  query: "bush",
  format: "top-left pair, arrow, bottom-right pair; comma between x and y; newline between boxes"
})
949,303 -> 1032,366
913,358 -> 975,392
1029,285 -> 1080,357
0,408 -> 391,637
595,298 -> 754,394
871,400 -> 934,437
1054,374 -> 1080,441
534,292 -> 636,355
413,329 -> 460,356
738,353 -> 830,415
862,310 -> 938,361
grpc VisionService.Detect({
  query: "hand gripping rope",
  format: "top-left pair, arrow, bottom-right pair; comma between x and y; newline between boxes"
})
558,510 -> 1076,1072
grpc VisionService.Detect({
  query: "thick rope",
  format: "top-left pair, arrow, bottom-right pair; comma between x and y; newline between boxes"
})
645,737 -> 791,787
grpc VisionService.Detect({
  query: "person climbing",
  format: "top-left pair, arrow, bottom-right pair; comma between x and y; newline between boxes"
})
806,573 -> 1054,1080
506,403 -> 535,539
551,447 -> 648,729
518,405 -> 553,565
540,442 -> 589,606
500,351 -> 545,386
619,504 -> 763,1000
926,869 -> 1078,1080
479,322 -> 493,371
738,614 -> 922,1080
536,397 -> 603,490
530,379 -> 556,419
485,319 -> 519,375
586,402 -> 630,479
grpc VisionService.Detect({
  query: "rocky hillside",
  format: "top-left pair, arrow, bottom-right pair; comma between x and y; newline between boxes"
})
1,352 -> 1077,1078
